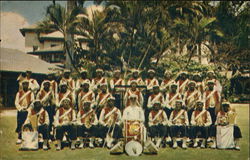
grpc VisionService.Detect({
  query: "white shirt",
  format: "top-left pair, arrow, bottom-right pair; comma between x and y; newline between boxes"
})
123,105 -> 145,122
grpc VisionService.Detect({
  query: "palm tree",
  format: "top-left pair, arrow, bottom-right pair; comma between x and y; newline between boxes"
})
37,3 -> 82,70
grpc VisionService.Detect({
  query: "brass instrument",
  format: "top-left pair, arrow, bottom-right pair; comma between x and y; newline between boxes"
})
84,113 -> 94,129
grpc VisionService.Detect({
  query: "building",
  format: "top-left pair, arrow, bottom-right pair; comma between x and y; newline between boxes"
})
0,47 -> 61,107
19,25 -> 88,66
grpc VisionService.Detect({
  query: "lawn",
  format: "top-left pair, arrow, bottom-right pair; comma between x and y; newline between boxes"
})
0,104 -> 249,160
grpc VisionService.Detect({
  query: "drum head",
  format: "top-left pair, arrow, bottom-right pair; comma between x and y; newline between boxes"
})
125,140 -> 143,156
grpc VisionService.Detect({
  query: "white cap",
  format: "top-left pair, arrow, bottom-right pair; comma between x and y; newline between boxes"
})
96,68 -> 104,73
148,69 -> 155,73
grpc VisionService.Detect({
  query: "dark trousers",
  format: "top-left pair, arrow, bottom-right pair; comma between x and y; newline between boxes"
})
164,108 -> 173,119
55,125 -> 77,140
113,94 -> 122,110
98,124 -> 123,139
38,124 -> 49,140
209,125 -> 216,137
207,107 -> 216,124
16,111 -> 28,136
149,124 -> 167,137
190,126 -> 209,139
44,106 -> 55,132
187,109 -> 194,123
77,125 -> 98,137
170,125 -> 187,138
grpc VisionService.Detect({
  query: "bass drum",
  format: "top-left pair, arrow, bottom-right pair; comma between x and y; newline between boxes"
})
125,140 -> 143,156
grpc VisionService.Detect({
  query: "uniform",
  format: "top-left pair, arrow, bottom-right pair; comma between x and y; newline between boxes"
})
124,88 -> 144,107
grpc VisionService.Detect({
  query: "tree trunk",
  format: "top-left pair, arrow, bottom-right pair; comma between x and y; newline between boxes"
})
65,0 -> 76,70
198,43 -> 202,63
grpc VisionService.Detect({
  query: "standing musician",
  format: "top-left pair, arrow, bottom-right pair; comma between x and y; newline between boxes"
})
60,69 -> 75,92
144,69 -> 159,93
160,70 -> 175,94
96,83 -> 112,118
190,100 -> 212,148
169,100 -> 189,149
54,98 -> 77,150
203,80 -> 221,124
76,101 -> 98,149
109,69 -> 125,110
15,80 -> 35,144
176,71 -> 189,97
127,69 -> 144,86
183,81 -> 202,122
204,70 -> 222,93
77,80 -> 95,111
147,85 -> 165,109
193,72 -> 204,95
124,80 -> 144,108
36,81 -> 55,138
55,82 -> 75,109
164,82 -> 182,118
23,100 -> 50,150
76,68 -> 90,95
99,97 -> 123,149
91,68 -> 108,94
148,101 -> 169,148
25,70 -> 40,94
41,71 -> 58,96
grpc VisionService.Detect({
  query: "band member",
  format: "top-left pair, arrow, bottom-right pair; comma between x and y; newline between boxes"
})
203,80 -> 221,124
147,85 -> 165,108
17,72 -> 27,91
77,80 -> 95,111
164,83 -> 182,118
193,72 -> 204,94
215,102 -> 242,150
76,68 -> 90,95
176,71 -> 189,96
144,69 -> 159,92
60,69 -> 75,92
76,101 -> 98,149
54,98 -> 77,150
148,101 -> 169,148
183,81 -> 202,122
96,83 -> 111,118
15,80 -> 35,144
204,70 -> 222,93
41,72 -> 58,96
36,81 -> 55,136
109,69 -> 125,110
99,97 -> 123,148
55,82 -> 75,109
127,69 -> 144,86
169,100 -> 189,149
23,100 -> 50,150
160,70 -> 175,94
25,70 -> 40,94
91,68 -> 108,94
124,80 -> 144,107
123,94 -> 145,122
190,100 -> 212,148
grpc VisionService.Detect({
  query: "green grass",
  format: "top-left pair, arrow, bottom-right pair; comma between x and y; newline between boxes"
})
0,104 -> 249,160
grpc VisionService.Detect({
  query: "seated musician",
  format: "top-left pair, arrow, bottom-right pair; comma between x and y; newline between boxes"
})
124,80 -> 144,108
144,69 -> 159,94
76,101 -> 98,149
148,101 -> 169,148
169,100 -> 189,149
190,100 -> 212,148
23,100 -> 50,150
54,98 -> 77,150
99,97 -> 123,149
123,94 -> 145,122
215,102 -> 242,150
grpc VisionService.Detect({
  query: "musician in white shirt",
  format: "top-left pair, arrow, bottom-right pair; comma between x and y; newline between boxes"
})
76,101 -> 98,148
98,97 -> 122,148
169,100 -> 189,149
54,98 -> 77,150
148,101 -> 169,148
123,94 -> 145,122
190,100 -> 212,148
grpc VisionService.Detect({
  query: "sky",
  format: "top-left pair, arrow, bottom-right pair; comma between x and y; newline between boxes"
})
0,1 -> 94,51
